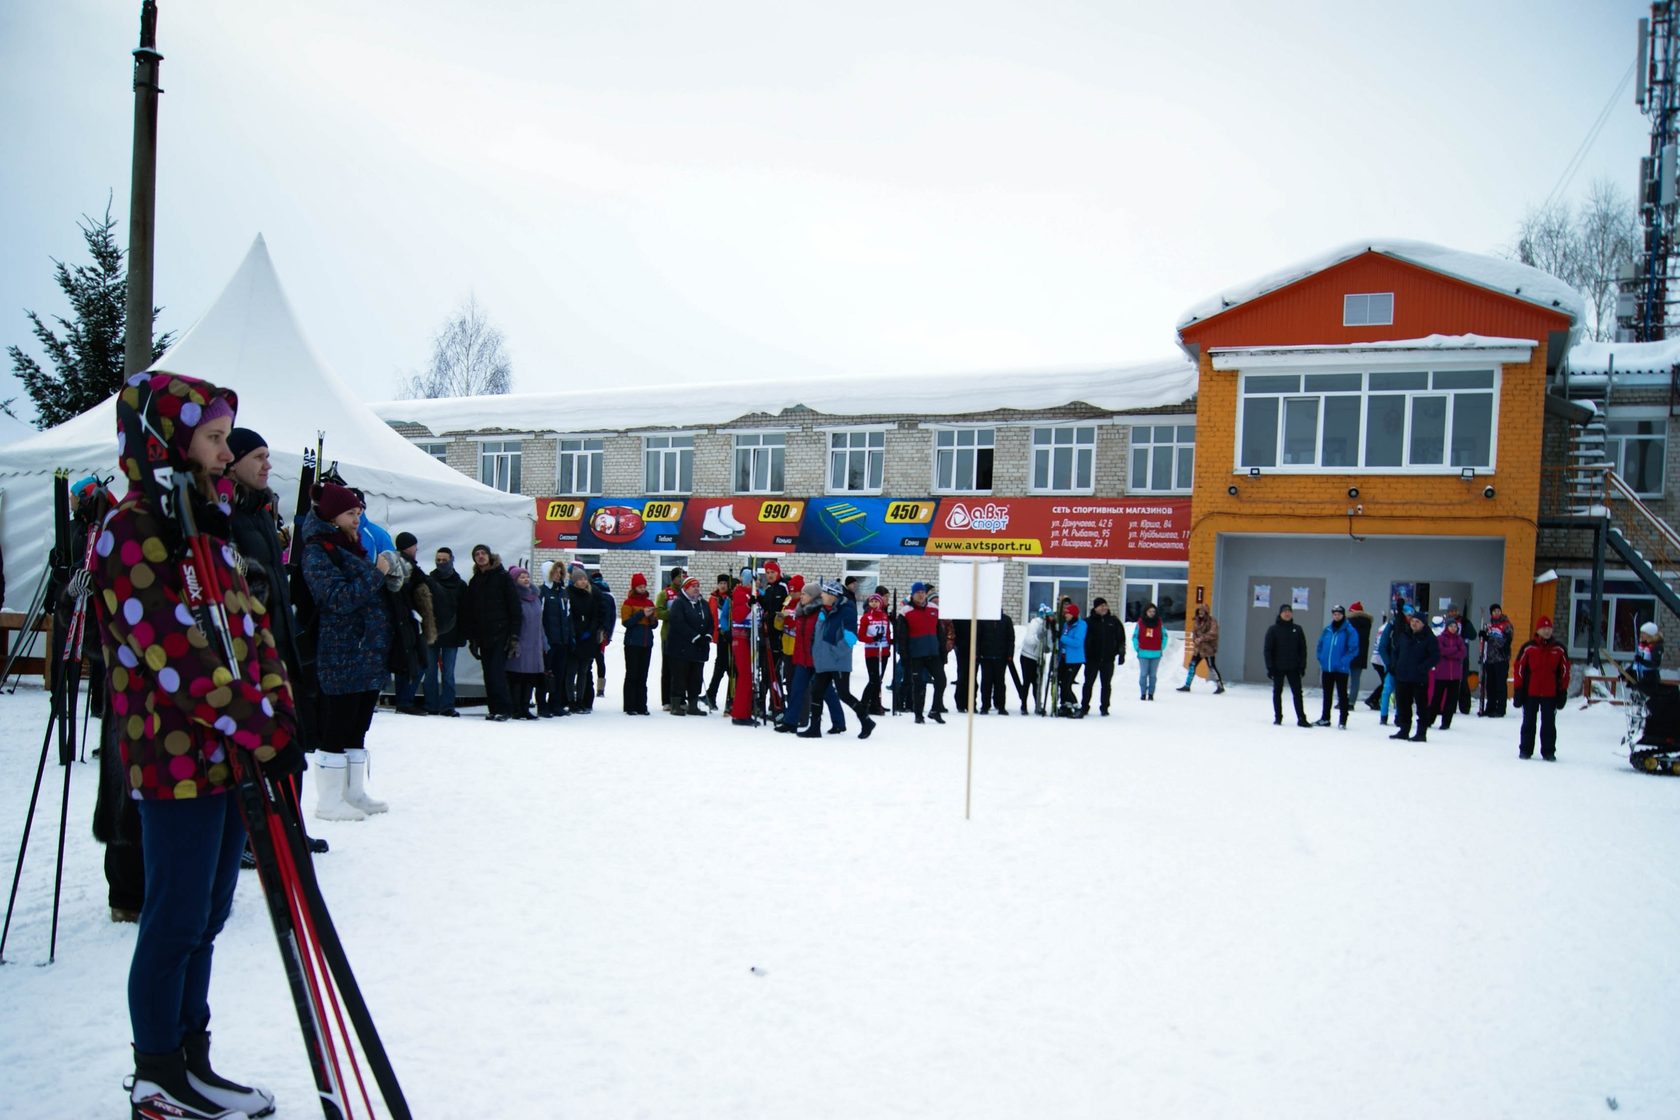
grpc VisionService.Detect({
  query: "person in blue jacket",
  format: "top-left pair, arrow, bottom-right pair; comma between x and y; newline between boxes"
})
1313,604 -> 1361,729
1057,601 -> 1087,717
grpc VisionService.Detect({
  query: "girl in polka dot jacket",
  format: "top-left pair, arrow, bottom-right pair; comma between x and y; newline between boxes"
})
96,370 -> 298,1120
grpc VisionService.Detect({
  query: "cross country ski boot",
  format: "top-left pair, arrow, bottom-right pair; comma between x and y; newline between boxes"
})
127,1048 -> 247,1120
184,1031 -> 275,1118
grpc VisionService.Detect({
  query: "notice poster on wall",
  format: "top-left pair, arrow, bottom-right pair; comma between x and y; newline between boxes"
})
1291,587 -> 1310,609
1253,584 -> 1271,608
923,497 -> 1190,561
676,498 -> 804,552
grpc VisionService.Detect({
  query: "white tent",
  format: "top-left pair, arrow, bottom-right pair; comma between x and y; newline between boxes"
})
0,236 -> 534,626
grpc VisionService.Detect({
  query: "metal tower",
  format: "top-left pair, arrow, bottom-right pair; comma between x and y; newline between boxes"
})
1635,2 -> 1680,340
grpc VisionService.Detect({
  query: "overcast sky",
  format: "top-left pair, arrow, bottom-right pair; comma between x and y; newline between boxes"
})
0,0 -> 1653,436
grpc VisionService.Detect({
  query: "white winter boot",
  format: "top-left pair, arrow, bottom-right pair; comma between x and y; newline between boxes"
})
313,754 -> 367,822
345,748 -> 389,815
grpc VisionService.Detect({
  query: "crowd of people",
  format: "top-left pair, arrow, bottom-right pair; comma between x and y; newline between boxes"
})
1257,597 -> 1574,761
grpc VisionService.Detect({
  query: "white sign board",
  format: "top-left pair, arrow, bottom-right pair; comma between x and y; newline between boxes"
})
937,560 -> 1005,620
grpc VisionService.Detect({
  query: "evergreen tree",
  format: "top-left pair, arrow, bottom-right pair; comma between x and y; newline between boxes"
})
6,202 -> 172,429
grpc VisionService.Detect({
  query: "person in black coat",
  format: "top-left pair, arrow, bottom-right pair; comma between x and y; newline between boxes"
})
666,575 -> 714,715
461,544 -> 521,720
1080,598 -> 1125,716
1387,611 -> 1441,742
563,562 -> 599,712
1263,605 -> 1311,727
427,547 -> 468,715
974,612 -> 1017,714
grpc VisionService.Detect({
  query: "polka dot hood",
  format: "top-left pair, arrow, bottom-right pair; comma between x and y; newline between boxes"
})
95,371 -> 298,800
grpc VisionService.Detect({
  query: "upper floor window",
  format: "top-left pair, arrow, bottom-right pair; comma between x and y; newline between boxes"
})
478,439 -> 522,493
1605,415 -> 1666,498
557,437 -> 604,496
829,430 -> 885,493
415,440 -> 449,463
1031,426 -> 1096,492
734,433 -> 785,494
933,428 -> 995,492
1130,423 -> 1195,493
1343,292 -> 1394,326
1238,369 -> 1496,472
644,434 -> 694,495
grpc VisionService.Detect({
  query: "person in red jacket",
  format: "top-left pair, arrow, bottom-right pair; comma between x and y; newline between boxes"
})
729,575 -> 757,725
1512,615 -> 1571,761
859,592 -> 892,717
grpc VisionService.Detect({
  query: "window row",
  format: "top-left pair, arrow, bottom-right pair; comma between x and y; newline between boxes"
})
463,425 -> 1197,495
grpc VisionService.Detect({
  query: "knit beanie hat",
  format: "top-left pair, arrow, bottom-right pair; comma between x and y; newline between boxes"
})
867,593 -> 884,608
631,572 -> 648,590
820,579 -> 844,597
764,559 -> 781,578
227,427 -> 267,466
1063,602 -> 1080,618
314,481 -> 361,522
789,574 -> 805,592
395,531 -> 418,551
910,581 -> 928,596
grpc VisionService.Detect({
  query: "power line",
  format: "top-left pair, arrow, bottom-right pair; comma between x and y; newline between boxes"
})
1543,60 -> 1637,212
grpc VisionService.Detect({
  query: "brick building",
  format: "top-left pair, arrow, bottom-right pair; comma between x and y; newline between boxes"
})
375,360 -> 1203,629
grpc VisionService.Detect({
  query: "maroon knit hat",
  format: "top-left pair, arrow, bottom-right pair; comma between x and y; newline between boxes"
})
314,481 -> 362,522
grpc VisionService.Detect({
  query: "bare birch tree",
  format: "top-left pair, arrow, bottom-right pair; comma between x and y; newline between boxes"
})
401,295 -> 513,398
1513,178 -> 1638,342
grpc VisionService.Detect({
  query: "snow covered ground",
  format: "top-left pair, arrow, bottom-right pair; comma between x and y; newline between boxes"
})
1,674 -> 1676,1119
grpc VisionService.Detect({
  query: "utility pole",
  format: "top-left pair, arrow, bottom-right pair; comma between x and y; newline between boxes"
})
123,1 -> 163,378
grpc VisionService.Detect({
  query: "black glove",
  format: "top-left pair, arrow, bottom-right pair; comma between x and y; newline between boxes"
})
1513,689 -> 1527,708
1553,695 -> 1567,712
468,641 -> 481,661
258,739 -> 307,779
507,636 -> 520,658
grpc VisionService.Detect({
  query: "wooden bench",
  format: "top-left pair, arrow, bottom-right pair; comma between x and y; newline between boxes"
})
1581,672 -> 1624,705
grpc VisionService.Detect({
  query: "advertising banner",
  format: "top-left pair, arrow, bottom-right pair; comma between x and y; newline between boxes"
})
575,497 -> 686,551
533,498 -> 587,548
675,497 -> 805,552
923,497 -> 1190,561
795,497 -> 940,556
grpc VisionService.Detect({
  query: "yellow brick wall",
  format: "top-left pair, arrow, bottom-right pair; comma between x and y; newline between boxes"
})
1184,348 -> 1548,665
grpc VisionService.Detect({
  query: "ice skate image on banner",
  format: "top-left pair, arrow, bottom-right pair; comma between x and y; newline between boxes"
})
702,503 -> 745,541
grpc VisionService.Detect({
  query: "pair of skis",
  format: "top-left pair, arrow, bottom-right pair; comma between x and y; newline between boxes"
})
172,470 -> 409,1120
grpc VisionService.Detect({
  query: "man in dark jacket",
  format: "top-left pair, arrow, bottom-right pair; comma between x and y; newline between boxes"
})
1080,598 -> 1124,716
390,531 -> 438,715
1346,601 -> 1373,706
666,574 -> 714,715
1387,611 -> 1441,742
564,562 -> 600,712
1478,603 -> 1514,718
428,547 -> 467,715
462,543 -> 520,720
976,612 -> 1017,715
1263,605 -> 1311,727
591,569 -> 616,698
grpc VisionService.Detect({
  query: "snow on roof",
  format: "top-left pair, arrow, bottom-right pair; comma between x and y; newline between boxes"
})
1566,337 -> 1680,379
1176,239 -> 1585,334
1210,333 -> 1538,356
370,356 -> 1199,436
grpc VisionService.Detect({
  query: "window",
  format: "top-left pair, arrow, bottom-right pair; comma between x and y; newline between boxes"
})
829,430 -> 885,493
934,428 -> 995,492
415,440 -> 449,463
1129,423 -> 1195,492
1343,292 -> 1394,326
733,433 -> 785,494
1024,563 -> 1089,620
656,553 -> 693,592
1237,369 -> 1496,471
571,551 -> 602,571
644,434 -> 694,495
1605,416 -> 1667,498
1122,566 -> 1189,631
478,440 -> 522,493
1031,426 -> 1097,492
1568,576 -> 1658,659
557,437 -> 604,496
843,559 -> 883,601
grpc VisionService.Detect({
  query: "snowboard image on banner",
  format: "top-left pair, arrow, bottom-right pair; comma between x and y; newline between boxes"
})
794,497 -> 939,555
676,498 -> 805,552
575,498 -> 686,550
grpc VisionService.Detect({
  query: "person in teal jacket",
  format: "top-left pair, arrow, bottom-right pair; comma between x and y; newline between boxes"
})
1313,605 -> 1361,729
1131,603 -> 1166,700
1057,601 -> 1087,716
